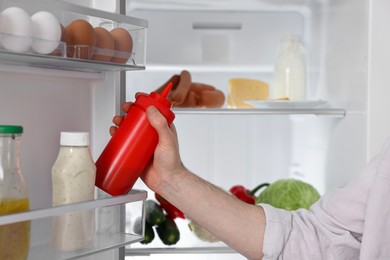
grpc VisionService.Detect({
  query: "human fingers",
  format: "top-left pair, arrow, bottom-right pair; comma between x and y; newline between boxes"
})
121,102 -> 132,113
112,115 -> 123,126
110,115 -> 124,136
146,106 -> 176,145
142,106 -> 177,187
109,125 -> 117,136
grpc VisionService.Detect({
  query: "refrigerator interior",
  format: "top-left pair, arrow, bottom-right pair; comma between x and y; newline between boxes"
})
124,0 -> 369,258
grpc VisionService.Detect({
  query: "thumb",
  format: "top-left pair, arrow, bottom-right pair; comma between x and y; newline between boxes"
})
146,106 -> 172,142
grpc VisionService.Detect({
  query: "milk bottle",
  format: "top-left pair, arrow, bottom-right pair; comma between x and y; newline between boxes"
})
273,35 -> 307,100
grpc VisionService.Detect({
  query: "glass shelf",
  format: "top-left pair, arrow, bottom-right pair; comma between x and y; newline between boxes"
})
0,189 -> 146,225
29,233 -> 143,260
173,107 -> 346,118
0,50 -> 145,73
0,189 -> 147,260
126,246 -> 237,256
125,218 -> 242,257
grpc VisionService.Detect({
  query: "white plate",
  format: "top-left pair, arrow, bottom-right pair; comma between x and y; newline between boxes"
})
244,100 -> 327,109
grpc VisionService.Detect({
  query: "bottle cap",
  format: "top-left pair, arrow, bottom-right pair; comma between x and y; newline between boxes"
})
60,132 -> 90,146
0,125 -> 23,134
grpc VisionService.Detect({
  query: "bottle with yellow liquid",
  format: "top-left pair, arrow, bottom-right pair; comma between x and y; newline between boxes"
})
0,125 -> 30,260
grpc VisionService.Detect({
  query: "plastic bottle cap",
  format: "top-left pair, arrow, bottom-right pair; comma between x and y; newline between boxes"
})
60,132 -> 90,146
0,125 -> 23,134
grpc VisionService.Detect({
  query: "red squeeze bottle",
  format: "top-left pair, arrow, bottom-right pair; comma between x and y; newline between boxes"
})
95,83 -> 175,196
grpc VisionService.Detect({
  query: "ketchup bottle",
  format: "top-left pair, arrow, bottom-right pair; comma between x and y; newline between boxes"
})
95,83 -> 175,196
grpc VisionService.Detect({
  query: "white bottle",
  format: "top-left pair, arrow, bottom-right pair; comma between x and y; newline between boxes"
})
51,132 -> 97,251
273,35 -> 307,100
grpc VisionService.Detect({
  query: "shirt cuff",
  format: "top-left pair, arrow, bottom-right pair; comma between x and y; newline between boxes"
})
259,203 -> 293,260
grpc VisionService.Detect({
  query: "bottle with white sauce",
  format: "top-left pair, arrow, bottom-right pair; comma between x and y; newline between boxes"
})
51,132 -> 96,251
273,35 -> 307,100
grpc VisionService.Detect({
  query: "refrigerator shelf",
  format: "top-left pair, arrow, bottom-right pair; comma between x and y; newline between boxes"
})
0,189 -> 147,225
0,0 -> 148,72
126,246 -> 237,256
173,108 -> 346,118
0,51 -> 145,73
0,189 -> 147,260
29,233 -> 143,260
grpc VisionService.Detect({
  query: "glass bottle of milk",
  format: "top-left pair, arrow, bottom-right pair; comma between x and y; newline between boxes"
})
51,132 -> 96,251
273,35 -> 307,100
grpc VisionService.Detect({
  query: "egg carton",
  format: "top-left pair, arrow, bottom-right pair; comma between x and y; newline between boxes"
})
67,45 -> 136,65
0,33 -> 136,66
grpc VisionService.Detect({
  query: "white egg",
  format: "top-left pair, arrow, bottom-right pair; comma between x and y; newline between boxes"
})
0,7 -> 32,52
31,11 -> 61,54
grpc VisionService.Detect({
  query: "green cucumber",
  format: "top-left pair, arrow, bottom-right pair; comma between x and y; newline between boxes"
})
134,217 -> 155,244
145,200 -> 166,226
142,221 -> 155,244
156,216 -> 180,245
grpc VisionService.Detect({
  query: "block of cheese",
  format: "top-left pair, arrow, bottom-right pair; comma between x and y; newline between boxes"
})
227,78 -> 269,108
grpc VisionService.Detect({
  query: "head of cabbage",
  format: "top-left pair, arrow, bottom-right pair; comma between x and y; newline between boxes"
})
255,179 -> 320,210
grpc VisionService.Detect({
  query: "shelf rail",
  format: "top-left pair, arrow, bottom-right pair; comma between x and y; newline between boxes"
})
173,108 -> 346,117
126,246 -> 238,256
0,189 -> 147,225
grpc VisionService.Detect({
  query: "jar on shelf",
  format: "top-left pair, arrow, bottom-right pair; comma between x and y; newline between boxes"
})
51,131 -> 96,251
273,35 -> 307,100
0,125 -> 30,259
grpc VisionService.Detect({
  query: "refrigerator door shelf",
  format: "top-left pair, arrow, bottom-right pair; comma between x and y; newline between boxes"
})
0,189 -> 147,260
0,50 -> 145,73
0,0 -> 148,71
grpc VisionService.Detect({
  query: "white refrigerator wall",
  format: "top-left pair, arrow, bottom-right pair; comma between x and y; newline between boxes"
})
368,0 -> 390,158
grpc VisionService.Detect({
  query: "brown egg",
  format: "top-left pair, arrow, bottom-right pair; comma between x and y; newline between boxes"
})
65,19 -> 96,59
110,28 -> 133,63
92,27 -> 115,62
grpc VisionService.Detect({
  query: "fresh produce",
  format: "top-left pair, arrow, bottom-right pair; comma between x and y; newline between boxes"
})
140,198 -> 182,246
188,219 -> 219,243
156,215 -> 180,245
256,179 -> 320,210
145,200 -> 166,226
142,220 -> 155,244
134,217 -> 155,244
230,183 -> 270,204
155,193 -> 185,219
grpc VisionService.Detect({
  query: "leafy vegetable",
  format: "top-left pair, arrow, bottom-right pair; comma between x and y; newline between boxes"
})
256,179 -> 320,210
188,219 -> 220,243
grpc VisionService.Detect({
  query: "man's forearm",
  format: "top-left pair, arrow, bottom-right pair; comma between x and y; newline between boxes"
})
156,169 -> 266,259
